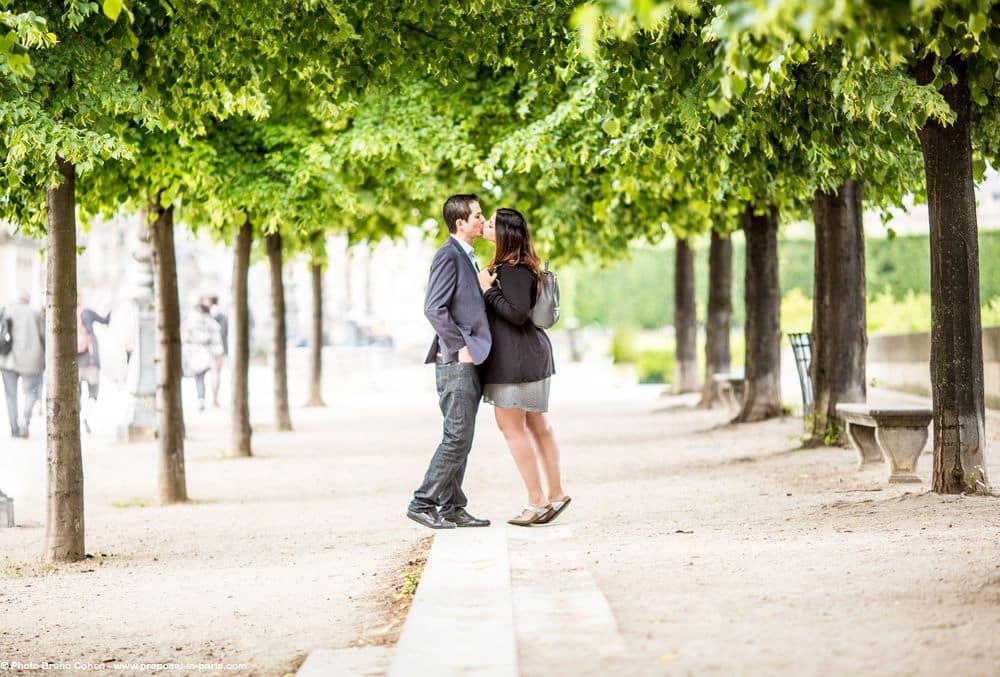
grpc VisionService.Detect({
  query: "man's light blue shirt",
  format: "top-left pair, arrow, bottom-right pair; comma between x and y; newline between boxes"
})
450,234 -> 478,271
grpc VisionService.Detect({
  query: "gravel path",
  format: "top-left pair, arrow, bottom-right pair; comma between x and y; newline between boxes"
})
1,354 -> 998,676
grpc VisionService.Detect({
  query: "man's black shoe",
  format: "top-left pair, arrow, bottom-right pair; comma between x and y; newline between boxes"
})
439,508 -> 490,527
407,509 -> 456,530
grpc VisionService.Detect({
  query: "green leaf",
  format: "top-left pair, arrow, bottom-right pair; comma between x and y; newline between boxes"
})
707,97 -> 732,118
973,156 -> 986,182
571,4 -> 601,59
103,0 -> 123,22
967,12 -> 988,37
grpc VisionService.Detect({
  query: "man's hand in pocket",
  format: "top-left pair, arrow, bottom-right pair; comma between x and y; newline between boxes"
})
458,346 -> 474,363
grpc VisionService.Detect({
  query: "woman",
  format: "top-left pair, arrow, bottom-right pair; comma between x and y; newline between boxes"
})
182,300 -> 224,412
77,301 -> 111,435
477,208 -> 571,526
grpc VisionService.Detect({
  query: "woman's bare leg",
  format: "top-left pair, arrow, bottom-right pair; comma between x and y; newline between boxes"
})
495,406 -> 547,507
525,411 -> 567,502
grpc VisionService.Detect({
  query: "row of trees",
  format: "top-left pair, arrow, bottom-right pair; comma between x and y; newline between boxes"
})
4,0 -> 587,562
3,0 -> 996,561
559,0 -> 996,496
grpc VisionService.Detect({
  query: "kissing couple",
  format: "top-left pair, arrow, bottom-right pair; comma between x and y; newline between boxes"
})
406,194 -> 572,528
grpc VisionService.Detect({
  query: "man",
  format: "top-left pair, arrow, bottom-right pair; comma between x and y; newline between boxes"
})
407,194 -> 495,529
0,292 -> 45,439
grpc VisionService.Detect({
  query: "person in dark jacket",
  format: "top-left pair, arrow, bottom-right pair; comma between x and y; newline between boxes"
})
203,295 -> 228,408
478,208 -> 571,526
77,301 -> 111,435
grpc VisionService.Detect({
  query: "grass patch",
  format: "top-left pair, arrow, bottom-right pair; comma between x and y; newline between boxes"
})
1,561 -> 59,578
2,552 -> 121,578
399,566 -> 422,598
353,536 -> 433,648
283,653 -> 309,676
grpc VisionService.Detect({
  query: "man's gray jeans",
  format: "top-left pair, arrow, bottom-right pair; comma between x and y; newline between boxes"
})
409,362 -> 482,514
1,369 -> 42,437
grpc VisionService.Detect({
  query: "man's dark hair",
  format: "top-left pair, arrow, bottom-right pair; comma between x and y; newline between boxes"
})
442,194 -> 479,234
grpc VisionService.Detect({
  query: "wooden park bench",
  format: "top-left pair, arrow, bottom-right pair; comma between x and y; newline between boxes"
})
713,372 -> 745,409
835,403 -> 933,483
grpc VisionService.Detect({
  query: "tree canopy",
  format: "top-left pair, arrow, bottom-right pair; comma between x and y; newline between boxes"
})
3,1 -> 999,257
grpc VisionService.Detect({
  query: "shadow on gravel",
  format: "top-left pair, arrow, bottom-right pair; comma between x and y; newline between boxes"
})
834,490 -> 1000,508
811,490 -> 1000,519
708,445 -> 811,467
690,420 -> 740,434
688,414 -> 800,436
652,403 -> 700,414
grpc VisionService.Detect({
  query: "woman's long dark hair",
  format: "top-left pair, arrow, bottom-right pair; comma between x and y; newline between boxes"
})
488,208 -> 542,290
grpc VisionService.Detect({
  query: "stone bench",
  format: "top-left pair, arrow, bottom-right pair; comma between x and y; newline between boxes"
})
712,372 -> 745,409
835,403 -> 932,483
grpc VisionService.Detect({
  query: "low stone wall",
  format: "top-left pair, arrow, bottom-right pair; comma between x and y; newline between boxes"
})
867,326 -> 1000,408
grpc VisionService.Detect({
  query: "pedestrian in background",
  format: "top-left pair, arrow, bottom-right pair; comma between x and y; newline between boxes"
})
0,292 -> 45,439
204,294 -> 228,408
77,300 -> 111,434
182,300 -> 224,412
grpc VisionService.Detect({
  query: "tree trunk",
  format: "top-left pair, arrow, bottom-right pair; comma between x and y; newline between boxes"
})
44,157 -> 84,562
305,261 -> 325,407
149,202 -> 187,502
734,205 -> 783,423
916,54 -> 990,494
229,220 -> 253,457
673,238 -> 699,393
810,180 -> 866,445
698,230 -> 733,408
266,232 -> 292,431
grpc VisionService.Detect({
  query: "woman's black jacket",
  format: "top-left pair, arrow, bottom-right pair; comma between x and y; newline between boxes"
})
479,263 -> 554,385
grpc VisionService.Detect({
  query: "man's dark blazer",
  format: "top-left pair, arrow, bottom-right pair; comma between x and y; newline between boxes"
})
423,237 -> 492,365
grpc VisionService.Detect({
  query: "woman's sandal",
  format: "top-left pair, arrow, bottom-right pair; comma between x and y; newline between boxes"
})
507,504 -> 555,526
535,496 -> 572,525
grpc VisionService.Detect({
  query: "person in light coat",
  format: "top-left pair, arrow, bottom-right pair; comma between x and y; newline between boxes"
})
182,301 -> 224,412
0,292 -> 45,439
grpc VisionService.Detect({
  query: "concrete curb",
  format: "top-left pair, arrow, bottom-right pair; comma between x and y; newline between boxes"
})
508,524 -> 626,674
389,528 -> 518,676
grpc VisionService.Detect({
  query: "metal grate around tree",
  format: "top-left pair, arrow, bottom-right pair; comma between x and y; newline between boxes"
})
788,332 -> 813,416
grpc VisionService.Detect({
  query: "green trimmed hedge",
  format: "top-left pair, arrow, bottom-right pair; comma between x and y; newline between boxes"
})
636,350 -> 675,384
565,230 -> 1000,332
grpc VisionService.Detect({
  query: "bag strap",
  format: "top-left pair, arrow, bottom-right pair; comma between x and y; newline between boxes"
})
544,260 -> 550,273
